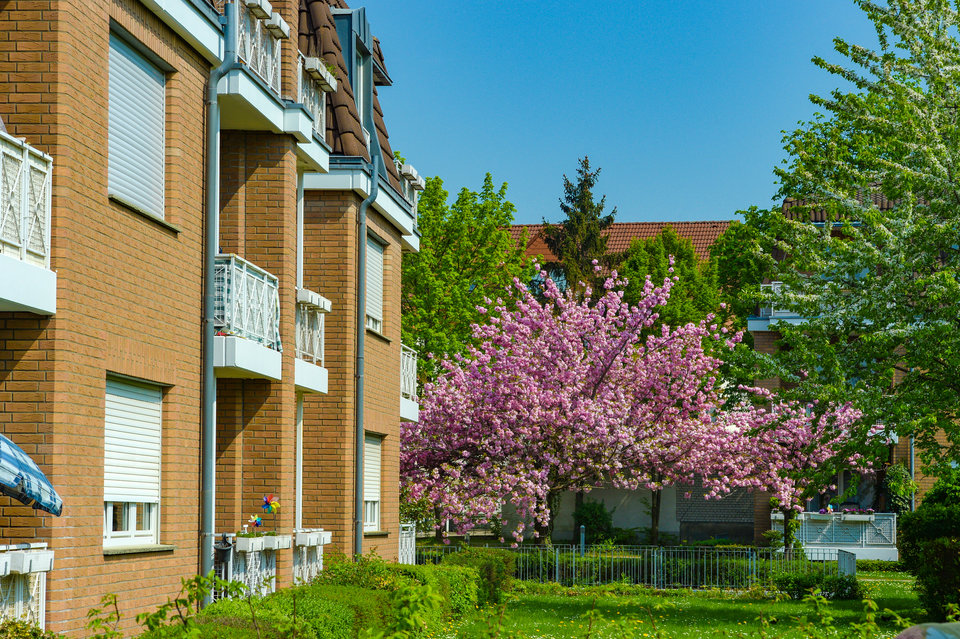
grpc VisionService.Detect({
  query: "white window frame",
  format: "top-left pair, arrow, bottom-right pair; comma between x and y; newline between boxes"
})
108,30 -> 166,220
363,434 -> 382,532
365,236 -> 384,334
103,377 -> 162,548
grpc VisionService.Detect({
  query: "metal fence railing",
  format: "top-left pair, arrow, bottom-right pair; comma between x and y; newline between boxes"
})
237,0 -> 282,95
214,254 -> 282,351
0,131 -> 52,269
417,544 -> 840,590
296,300 -> 326,366
401,343 -> 418,400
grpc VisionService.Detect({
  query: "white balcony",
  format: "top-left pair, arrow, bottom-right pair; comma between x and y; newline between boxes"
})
747,281 -> 807,332
213,254 -> 282,380
0,132 -> 55,315
771,512 -> 897,561
237,1 -> 282,95
294,288 -> 330,394
298,53 -> 335,142
400,343 -> 418,422
0,543 -> 53,629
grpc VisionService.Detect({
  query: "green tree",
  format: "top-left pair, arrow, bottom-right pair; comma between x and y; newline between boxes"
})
540,156 -> 617,296
710,209 -> 777,329
401,173 -> 528,384
757,0 -> 960,472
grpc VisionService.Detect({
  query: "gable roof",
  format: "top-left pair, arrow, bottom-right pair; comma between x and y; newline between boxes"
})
509,221 -> 733,263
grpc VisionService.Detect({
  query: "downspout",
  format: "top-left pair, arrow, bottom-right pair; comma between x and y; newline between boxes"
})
201,0 -> 237,582
355,155 -> 379,557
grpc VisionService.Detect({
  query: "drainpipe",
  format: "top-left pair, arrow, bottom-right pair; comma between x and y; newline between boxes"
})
909,436 -> 916,511
201,0 -> 237,583
355,155 -> 379,557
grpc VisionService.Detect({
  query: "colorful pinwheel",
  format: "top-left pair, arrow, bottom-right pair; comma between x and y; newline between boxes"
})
262,494 -> 280,514
248,514 -> 262,528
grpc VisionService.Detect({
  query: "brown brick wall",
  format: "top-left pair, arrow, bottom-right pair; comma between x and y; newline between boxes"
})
0,0 -> 209,634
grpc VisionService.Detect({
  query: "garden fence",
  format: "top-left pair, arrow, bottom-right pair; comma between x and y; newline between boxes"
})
416,544 -> 840,590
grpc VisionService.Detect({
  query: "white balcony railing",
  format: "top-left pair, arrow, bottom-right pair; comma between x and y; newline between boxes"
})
214,254 -> 282,351
0,544 -> 53,629
0,131 -> 52,269
295,288 -> 329,366
772,512 -> 897,549
297,54 -> 324,139
759,281 -> 796,318
237,1 -> 282,95
401,343 -> 418,401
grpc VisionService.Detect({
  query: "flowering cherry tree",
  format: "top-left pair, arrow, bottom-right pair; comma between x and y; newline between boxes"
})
401,267 -> 867,543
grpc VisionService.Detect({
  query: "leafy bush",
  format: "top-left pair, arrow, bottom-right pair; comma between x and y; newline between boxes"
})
314,551 -> 408,591
199,587 -> 353,639
773,572 -> 863,600
898,503 -> 960,572
905,536 -> 960,619
921,466 -> 960,508
389,563 -> 480,616
573,499 -> 614,543
441,547 -> 515,606
856,559 -> 905,573
0,620 -> 66,639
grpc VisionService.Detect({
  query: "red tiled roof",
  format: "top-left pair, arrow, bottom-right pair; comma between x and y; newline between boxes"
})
509,221 -> 733,263
782,188 -> 898,222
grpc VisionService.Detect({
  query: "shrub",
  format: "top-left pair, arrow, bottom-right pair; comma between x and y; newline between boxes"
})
199,586 -> 355,639
314,551 -> 408,591
906,536 -> 960,619
898,503 -> 960,572
0,620 -> 66,639
389,563 -> 480,617
773,572 -> 863,600
921,466 -> 960,508
573,499 -> 613,543
441,547 -> 515,606
302,585 -> 391,637
856,559 -> 905,573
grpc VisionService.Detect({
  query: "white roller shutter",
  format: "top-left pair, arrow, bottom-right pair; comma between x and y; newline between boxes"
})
365,237 -> 384,330
104,377 -> 162,503
108,33 -> 166,219
363,434 -> 381,503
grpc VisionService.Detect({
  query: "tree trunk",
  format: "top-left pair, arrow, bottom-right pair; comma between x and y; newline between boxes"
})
783,509 -> 796,557
650,488 -> 662,546
434,507 -> 444,543
534,490 -> 562,545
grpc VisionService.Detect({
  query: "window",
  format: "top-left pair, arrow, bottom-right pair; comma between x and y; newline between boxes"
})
354,50 -> 370,149
108,32 -> 166,219
365,236 -> 384,333
103,377 -> 162,547
363,434 -> 381,532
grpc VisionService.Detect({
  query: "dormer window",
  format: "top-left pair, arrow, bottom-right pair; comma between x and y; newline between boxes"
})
355,50 -> 370,150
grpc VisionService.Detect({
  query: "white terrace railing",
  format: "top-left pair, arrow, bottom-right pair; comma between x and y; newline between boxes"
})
401,343 -> 418,401
772,512 -> 897,550
759,281 -> 795,319
0,131 -> 52,269
295,289 -> 329,367
237,0 -> 283,95
298,53 -> 325,140
213,254 -> 282,351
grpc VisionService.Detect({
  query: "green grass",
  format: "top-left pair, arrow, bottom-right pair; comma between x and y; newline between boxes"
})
436,573 -> 924,638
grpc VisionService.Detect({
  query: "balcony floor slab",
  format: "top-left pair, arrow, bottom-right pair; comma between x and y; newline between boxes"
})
214,335 -> 281,380
295,357 -> 328,394
0,254 -> 56,315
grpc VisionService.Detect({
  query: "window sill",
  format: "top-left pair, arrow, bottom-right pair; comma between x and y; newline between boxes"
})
363,530 -> 389,538
109,195 -> 181,235
365,328 -> 391,344
103,543 -> 176,556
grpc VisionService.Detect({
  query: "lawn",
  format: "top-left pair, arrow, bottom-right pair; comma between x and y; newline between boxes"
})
439,572 -> 923,638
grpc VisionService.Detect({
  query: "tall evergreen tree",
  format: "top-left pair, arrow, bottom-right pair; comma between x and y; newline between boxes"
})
541,157 -> 617,296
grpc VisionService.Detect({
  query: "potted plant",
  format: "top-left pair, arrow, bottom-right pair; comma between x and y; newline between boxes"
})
841,507 -> 875,522
9,549 -> 55,574
295,529 -> 320,547
236,514 -> 265,552
808,508 -> 837,520
259,494 -> 291,551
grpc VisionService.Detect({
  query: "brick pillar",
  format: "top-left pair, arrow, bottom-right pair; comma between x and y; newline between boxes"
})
300,190 -> 359,554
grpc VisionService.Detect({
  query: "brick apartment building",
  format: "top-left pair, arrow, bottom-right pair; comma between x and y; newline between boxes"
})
0,0 -> 421,633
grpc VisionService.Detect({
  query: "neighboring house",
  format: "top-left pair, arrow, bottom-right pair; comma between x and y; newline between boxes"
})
509,221 -> 753,544
0,0 -> 421,634
747,197 -> 915,560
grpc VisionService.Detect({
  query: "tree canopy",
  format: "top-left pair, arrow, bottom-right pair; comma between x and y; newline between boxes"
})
401,174 -> 528,382
753,0 -> 960,471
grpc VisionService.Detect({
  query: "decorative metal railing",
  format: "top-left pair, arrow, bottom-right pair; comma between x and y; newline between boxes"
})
417,544 -> 840,590
398,523 -> 416,565
237,1 -> 282,95
772,512 -> 896,549
293,544 -> 324,583
759,281 -> 797,319
214,254 -> 282,351
401,343 -> 418,401
0,131 -> 52,269
298,53 -> 325,140
0,544 -> 52,629
296,299 -> 325,366
211,534 -> 276,599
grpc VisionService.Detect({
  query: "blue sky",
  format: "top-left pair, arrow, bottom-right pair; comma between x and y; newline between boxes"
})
368,1 -> 879,225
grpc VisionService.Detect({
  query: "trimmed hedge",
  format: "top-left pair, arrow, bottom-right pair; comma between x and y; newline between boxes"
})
441,547 -> 516,606
855,559 -> 905,573
773,572 -> 863,600
199,585 -> 356,639
389,564 -> 480,616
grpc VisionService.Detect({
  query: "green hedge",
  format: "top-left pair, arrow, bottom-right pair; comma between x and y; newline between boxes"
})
388,564 -> 480,616
773,572 -> 863,600
855,559 -> 905,573
0,620 -> 67,639
441,547 -> 515,606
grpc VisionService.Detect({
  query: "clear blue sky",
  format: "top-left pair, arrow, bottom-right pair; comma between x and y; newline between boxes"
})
368,1 -> 879,225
